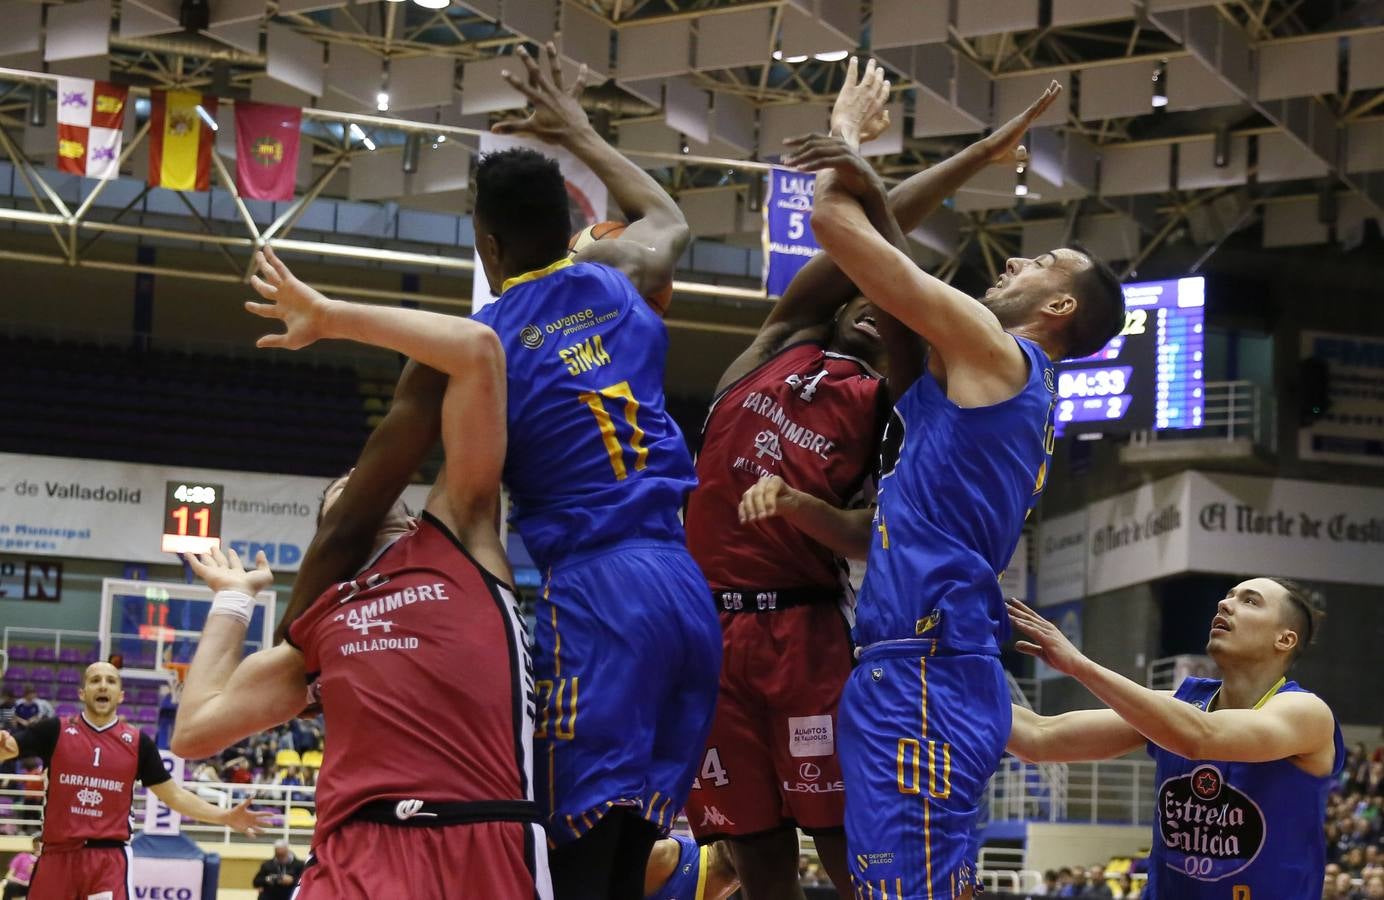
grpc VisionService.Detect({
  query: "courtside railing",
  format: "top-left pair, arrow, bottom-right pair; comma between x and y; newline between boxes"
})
988,757 -> 1156,826
0,774 -> 319,845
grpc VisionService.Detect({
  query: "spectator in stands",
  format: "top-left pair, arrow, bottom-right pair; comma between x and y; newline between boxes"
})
1032,869 -> 1058,895
1061,866 -> 1088,897
11,690 -> 40,729
253,839 -> 304,900
1365,873 -> 1383,899
1084,864 -> 1114,898
1335,871 -> 1356,898
1113,872 -> 1137,898
0,690 -> 15,730
1,835 -> 38,898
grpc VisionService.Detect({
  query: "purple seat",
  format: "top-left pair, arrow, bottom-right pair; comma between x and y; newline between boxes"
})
58,647 -> 83,663
6,646 -> 33,661
55,703 -> 78,717
131,706 -> 158,724
3,665 -> 29,682
32,647 -> 55,663
28,667 -> 53,683
56,684 -> 80,701
57,668 -> 80,684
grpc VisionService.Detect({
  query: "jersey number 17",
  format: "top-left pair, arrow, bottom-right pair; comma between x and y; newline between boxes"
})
579,380 -> 649,481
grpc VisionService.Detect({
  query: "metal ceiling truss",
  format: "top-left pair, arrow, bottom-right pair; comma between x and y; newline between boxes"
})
0,0 -> 1380,296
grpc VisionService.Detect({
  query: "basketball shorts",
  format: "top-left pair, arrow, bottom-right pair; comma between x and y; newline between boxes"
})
839,642 -> 1010,899
294,819 -> 551,900
533,539 -> 721,845
29,844 -> 131,900
686,601 -> 854,840
647,834 -> 709,900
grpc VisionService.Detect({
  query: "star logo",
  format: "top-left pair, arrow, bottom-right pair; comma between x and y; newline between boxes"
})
1191,765 -> 1222,800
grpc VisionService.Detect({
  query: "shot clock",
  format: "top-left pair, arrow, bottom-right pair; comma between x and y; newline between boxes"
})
161,481 -> 224,554
1054,275 -> 1206,437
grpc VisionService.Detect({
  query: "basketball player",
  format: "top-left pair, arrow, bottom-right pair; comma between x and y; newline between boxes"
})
0,662 -> 270,900
253,42 -> 719,900
787,61 -> 1126,898
684,64 -> 1069,898
172,321 -> 552,897
1006,580 -> 1342,899
644,835 -> 739,900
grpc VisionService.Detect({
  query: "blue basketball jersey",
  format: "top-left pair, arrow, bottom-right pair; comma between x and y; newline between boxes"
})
1145,676 -> 1343,900
471,260 -> 697,568
646,834 -> 708,900
854,336 -> 1055,653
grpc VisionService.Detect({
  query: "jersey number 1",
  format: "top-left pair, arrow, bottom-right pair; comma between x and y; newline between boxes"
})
579,381 -> 648,481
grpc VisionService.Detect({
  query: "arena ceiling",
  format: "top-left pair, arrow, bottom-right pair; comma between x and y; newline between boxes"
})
0,0 -> 1382,301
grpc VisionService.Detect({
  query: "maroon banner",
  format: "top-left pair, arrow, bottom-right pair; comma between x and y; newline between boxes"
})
234,101 -> 302,202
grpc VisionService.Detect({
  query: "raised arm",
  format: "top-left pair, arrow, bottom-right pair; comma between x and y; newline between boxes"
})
247,246 -> 500,373
173,547 -> 309,759
1008,598 -> 1337,767
275,360 -> 446,642
424,326 -> 511,583
1007,704 -> 1147,763
495,43 -> 689,301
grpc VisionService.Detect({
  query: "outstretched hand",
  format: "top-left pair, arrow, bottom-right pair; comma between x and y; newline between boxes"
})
492,42 -> 594,144
224,798 -> 276,837
781,133 -> 884,199
829,56 -> 891,148
1007,597 -> 1087,677
245,246 -> 335,351
981,80 -> 1062,165
185,545 -> 274,596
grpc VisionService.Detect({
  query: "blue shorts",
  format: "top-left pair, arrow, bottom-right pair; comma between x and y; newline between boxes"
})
839,642 -> 1010,899
533,539 -> 721,845
647,834 -> 707,900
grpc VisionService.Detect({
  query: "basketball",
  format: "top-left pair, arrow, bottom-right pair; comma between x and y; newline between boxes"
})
569,220 -> 675,317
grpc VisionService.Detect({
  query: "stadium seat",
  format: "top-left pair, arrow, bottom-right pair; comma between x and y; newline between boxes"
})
301,750 -> 324,768
56,685 -> 80,701
6,646 -> 33,661
55,704 -> 79,717
287,807 -> 317,829
32,647 -> 55,663
57,668 -> 80,684
276,749 -> 303,768
58,647 -> 84,663
28,667 -> 53,683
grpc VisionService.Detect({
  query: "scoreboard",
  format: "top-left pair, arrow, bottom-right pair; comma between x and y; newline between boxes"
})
1055,275 -> 1206,437
161,481 -> 224,554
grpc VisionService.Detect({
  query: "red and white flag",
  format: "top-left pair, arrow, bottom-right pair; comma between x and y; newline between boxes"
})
56,77 -> 129,180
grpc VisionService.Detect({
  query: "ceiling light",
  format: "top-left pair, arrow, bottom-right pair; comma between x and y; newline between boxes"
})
413,0 -> 450,8
436,134 -> 446,143
362,135 -> 376,151
194,104 -> 218,132
1015,163 -> 1028,197
349,122 -> 377,151
1014,183 -> 1029,197
1152,60 -> 1168,108
772,49 -> 808,63
376,91 -> 390,112
814,50 -> 849,62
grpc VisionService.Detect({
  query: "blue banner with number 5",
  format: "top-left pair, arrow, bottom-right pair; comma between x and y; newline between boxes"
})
763,167 -> 820,297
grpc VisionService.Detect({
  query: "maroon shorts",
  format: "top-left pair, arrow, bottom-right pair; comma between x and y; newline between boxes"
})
295,819 -> 551,900
29,845 -> 131,900
685,601 -> 854,840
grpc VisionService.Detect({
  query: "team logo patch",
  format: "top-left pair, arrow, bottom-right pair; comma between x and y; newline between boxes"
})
871,667 -> 883,682
520,324 -> 544,349
122,732 -> 133,743
1157,764 -> 1266,882
77,787 -> 104,806
799,761 -> 821,781
1044,367 -> 1055,393
788,715 -> 834,758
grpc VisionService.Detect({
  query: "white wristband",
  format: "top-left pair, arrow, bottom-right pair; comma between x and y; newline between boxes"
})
210,590 -> 254,625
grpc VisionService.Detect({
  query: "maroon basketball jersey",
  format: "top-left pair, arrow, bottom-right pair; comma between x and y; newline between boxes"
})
686,342 -> 886,591
41,715 -> 157,850
287,512 -> 535,841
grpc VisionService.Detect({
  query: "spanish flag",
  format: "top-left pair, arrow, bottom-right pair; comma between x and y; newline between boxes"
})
148,90 -> 217,191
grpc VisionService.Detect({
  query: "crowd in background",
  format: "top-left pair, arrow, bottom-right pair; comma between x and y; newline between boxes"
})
1324,743 -> 1384,900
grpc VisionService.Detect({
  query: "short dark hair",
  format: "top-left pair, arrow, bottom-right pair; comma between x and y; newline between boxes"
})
1062,245 -> 1126,360
1264,576 -> 1322,660
474,148 -> 571,265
